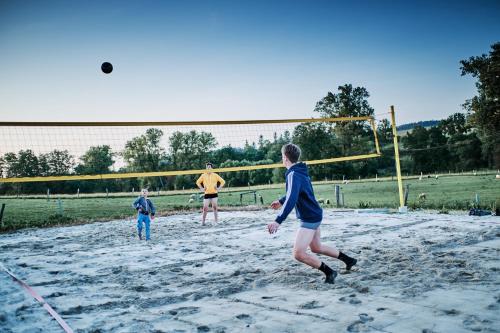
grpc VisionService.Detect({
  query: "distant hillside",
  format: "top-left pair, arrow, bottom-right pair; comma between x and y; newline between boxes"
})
397,120 -> 440,132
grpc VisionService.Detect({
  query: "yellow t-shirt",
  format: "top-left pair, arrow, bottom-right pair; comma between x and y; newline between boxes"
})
196,172 -> 225,194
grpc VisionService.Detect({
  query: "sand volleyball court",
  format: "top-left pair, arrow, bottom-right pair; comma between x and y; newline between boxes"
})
1,210 -> 499,332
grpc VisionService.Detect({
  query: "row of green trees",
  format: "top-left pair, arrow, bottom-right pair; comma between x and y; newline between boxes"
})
402,42 -> 499,173
1,43 -> 498,194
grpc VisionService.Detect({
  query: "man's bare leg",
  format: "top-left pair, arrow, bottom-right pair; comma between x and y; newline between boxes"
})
202,199 -> 210,225
294,227 -> 337,283
309,228 -> 339,258
212,198 -> 218,223
293,228 -> 321,268
310,227 -> 357,270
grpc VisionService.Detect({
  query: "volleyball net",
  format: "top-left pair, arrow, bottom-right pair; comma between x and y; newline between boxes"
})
0,116 -> 381,186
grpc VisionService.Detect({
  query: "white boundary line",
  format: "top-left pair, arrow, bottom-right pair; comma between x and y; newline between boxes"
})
0,264 -> 74,333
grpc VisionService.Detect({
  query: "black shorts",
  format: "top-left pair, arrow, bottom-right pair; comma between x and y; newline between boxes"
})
204,193 -> 218,199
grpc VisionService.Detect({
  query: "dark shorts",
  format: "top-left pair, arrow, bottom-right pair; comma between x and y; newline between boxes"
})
300,221 -> 322,230
204,193 -> 218,199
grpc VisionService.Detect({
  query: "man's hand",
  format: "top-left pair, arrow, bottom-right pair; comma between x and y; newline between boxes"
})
267,221 -> 280,234
270,200 -> 282,210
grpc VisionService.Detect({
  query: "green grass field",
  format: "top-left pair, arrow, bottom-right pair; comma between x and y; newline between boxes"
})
0,173 -> 498,232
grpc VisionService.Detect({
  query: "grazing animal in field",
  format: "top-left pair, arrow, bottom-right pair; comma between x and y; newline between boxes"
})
418,193 -> 427,200
316,198 -> 331,205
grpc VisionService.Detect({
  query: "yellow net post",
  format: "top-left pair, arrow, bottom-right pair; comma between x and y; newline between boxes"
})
390,105 -> 407,212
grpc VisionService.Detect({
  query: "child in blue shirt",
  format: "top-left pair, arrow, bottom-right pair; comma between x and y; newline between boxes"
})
268,144 -> 357,284
132,189 -> 156,240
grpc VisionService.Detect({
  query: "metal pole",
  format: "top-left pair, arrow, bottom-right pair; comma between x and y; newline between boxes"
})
390,105 -> 406,212
404,184 -> 410,206
335,185 -> 340,208
0,203 -> 5,228
57,199 -> 63,215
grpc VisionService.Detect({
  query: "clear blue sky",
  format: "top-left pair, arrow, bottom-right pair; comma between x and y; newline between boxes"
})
0,0 -> 499,124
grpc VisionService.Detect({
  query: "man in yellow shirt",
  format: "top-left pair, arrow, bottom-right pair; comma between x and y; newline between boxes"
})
196,162 -> 225,225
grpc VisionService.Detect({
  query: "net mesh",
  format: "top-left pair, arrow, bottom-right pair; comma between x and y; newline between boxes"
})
0,117 -> 380,184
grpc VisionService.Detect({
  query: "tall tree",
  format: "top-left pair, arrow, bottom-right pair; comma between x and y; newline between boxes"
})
43,150 -> 74,175
210,145 -> 244,165
242,141 -> 264,161
314,84 -> 374,154
402,126 -> 432,173
76,145 -> 114,175
460,42 -> 500,167
169,130 -> 217,170
123,128 -> 166,172
377,118 -> 392,144
427,127 -> 449,172
9,150 -> 40,177
438,113 -> 468,137
1,153 -> 19,178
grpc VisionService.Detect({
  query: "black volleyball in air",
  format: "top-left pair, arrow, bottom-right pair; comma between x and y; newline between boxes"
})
101,62 -> 113,74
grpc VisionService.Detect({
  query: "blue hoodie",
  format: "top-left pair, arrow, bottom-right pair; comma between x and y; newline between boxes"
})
275,162 -> 323,224
132,197 -> 156,216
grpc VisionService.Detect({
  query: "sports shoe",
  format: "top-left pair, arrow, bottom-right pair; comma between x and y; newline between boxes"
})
345,257 -> 357,271
324,270 -> 337,284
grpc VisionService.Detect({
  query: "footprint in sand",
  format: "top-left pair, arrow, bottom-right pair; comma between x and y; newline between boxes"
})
131,285 -> 149,292
168,306 -> 200,316
339,294 -> 362,305
486,302 -> 499,310
197,325 -> 210,332
348,294 -> 362,305
236,313 -> 255,324
346,321 -> 367,332
441,309 -> 460,316
462,315 -> 491,332
299,300 -> 324,309
216,283 -> 246,297
346,314 -> 374,332
358,313 -> 374,323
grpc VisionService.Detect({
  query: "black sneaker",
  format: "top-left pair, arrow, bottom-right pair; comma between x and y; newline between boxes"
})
324,270 -> 338,284
345,258 -> 357,271
138,233 -> 142,240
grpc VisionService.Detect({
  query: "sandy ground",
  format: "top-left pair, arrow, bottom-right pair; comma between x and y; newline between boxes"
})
0,209 -> 499,333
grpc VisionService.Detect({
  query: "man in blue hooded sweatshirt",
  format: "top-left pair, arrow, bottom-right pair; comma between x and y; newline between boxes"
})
268,143 -> 357,284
